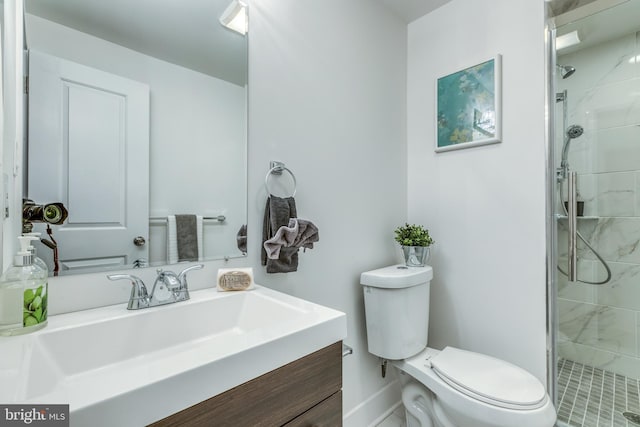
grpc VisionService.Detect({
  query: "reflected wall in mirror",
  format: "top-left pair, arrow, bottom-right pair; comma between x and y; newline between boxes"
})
22,0 -> 248,275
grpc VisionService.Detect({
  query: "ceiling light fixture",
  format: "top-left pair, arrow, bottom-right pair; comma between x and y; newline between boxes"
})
556,30 -> 581,51
220,0 -> 247,35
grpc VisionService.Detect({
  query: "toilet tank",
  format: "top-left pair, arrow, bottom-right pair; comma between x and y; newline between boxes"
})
360,265 -> 433,360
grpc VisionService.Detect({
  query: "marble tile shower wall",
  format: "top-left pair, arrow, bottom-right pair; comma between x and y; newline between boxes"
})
557,31 -> 640,379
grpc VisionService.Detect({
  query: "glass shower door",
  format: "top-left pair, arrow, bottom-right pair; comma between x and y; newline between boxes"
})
553,1 -> 640,425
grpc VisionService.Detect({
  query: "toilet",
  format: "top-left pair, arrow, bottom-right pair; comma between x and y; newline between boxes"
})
360,265 -> 556,427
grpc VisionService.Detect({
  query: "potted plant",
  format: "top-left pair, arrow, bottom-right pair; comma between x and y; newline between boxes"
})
394,223 -> 434,267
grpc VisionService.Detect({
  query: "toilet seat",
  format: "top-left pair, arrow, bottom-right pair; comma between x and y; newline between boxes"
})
430,347 -> 547,410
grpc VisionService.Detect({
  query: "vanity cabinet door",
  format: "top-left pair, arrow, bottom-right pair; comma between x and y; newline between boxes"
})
283,391 -> 342,427
149,341 -> 342,426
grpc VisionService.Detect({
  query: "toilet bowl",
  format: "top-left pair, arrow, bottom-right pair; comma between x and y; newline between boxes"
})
394,347 -> 556,427
360,265 -> 556,427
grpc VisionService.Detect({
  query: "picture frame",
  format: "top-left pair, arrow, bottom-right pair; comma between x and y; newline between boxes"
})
435,55 -> 502,152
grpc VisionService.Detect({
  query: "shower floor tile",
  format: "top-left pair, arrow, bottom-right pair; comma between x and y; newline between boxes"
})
557,358 -> 640,427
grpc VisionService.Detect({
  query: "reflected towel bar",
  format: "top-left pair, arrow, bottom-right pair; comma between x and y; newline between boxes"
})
149,215 -> 226,223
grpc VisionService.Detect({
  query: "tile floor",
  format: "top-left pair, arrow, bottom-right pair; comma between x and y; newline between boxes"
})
557,358 -> 640,426
376,405 -> 406,427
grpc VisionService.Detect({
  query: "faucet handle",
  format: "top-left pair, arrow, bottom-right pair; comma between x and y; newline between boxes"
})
178,264 -> 204,284
176,264 -> 204,300
107,274 -> 149,310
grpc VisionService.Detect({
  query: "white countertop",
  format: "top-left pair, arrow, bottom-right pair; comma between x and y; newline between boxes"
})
0,285 -> 347,426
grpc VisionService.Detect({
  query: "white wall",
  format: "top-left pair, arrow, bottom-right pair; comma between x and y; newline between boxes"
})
25,14 -> 247,264
247,0 -> 408,423
2,0 -> 24,272
407,0 -> 548,382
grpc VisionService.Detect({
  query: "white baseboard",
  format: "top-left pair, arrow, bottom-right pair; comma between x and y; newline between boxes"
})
343,380 -> 402,427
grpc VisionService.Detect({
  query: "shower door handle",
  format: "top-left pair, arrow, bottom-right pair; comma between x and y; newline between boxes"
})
568,171 -> 578,282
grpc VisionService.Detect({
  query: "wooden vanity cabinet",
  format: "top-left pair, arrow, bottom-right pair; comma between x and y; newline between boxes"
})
149,341 -> 343,427
283,391 -> 342,427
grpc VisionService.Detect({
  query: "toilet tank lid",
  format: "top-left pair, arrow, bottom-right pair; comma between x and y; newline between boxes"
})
360,265 -> 433,288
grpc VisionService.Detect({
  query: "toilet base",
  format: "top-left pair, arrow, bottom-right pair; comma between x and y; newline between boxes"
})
394,362 -> 556,427
399,374 -> 456,427
402,381 -> 432,427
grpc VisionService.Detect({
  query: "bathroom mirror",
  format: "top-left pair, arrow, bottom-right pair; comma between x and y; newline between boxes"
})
20,0 -> 248,275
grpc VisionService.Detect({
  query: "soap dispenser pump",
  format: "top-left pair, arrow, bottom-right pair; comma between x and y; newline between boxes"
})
0,236 -> 48,336
23,232 -> 49,275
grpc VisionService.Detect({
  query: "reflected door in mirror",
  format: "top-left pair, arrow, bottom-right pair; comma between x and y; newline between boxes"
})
28,50 -> 150,273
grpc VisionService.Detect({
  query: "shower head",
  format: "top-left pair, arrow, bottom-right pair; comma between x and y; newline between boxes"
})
559,124 -> 584,181
557,64 -> 576,79
566,124 -> 584,139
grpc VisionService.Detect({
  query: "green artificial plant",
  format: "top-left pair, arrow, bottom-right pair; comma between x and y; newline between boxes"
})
394,223 -> 434,247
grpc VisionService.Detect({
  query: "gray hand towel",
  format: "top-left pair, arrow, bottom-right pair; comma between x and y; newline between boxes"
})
266,247 -> 299,274
176,214 -> 198,262
261,196 -> 298,272
292,219 -> 319,250
264,218 -> 299,259
264,218 -> 320,259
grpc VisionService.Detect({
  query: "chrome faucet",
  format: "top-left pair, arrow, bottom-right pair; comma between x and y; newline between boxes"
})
107,264 -> 204,310
106,274 -> 150,310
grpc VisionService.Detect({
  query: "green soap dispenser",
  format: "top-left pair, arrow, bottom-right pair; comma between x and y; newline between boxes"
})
0,236 -> 48,336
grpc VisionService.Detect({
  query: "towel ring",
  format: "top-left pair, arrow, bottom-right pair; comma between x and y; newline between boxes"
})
265,165 -> 297,197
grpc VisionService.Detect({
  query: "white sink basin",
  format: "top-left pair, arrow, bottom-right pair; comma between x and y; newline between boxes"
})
0,285 -> 346,426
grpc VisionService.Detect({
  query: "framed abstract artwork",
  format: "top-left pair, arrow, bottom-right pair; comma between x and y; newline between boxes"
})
435,55 -> 502,152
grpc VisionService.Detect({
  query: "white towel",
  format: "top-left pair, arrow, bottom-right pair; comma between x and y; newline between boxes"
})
166,215 -> 203,263
197,216 -> 203,261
